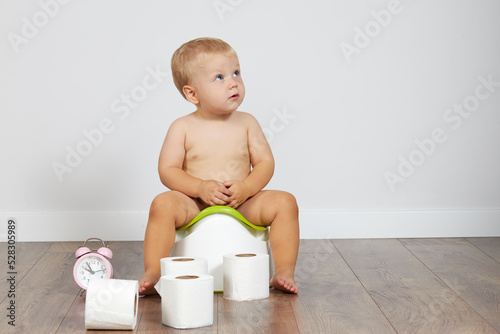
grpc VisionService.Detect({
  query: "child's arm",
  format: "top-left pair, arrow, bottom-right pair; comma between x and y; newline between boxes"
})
224,114 -> 275,208
158,119 -> 232,205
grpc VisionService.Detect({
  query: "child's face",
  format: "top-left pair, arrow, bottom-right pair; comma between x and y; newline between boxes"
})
187,54 -> 245,117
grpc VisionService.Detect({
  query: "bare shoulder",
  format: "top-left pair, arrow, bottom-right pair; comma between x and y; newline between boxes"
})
234,111 -> 257,121
167,113 -> 197,134
233,111 -> 261,127
170,112 -> 197,128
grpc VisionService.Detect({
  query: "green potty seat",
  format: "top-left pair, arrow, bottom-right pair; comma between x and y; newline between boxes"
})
178,205 -> 267,231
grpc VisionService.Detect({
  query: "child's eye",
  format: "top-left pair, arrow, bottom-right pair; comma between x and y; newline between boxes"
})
233,70 -> 240,77
215,75 -> 223,81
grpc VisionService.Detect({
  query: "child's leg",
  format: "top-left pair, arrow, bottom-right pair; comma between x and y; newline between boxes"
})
236,190 -> 299,293
139,191 -> 202,295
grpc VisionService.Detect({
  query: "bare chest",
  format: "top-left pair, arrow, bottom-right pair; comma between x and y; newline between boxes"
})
185,126 -> 248,159
183,124 -> 251,181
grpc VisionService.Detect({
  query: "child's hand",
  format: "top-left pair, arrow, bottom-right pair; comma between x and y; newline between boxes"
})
198,180 -> 233,206
223,180 -> 251,209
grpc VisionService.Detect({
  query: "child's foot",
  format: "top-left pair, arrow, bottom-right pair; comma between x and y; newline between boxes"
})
139,271 -> 161,295
270,268 -> 298,294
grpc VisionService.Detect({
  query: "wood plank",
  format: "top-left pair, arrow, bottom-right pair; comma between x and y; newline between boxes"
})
217,290 -> 298,334
467,237 -> 500,262
4,239 -> 499,333
136,295 -> 163,333
299,239 -> 337,254
402,238 -> 500,332
12,242 -> 53,264
334,239 -> 498,334
0,251 -> 81,333
47,241 -> 82,253
107,241 -> 144,281
292,248 -> 396,333
0,242 -> 53,303
55,295 -> 87,333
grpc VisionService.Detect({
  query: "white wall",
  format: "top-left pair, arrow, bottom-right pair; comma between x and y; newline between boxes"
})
1,0 -> 499,241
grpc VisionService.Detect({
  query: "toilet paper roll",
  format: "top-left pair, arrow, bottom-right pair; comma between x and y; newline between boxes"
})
155,274 -> 214,329
223,253 -> 270,301
160,257 -> 208,277
85,279 -> 139,330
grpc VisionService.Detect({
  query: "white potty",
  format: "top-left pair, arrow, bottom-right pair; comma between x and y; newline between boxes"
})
170,206 -> 273,292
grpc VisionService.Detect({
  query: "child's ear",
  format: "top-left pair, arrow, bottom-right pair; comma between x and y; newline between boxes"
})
183,85 -> 199,104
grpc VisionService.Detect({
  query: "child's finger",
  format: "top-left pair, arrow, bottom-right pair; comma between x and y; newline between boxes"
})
218,183 -> 233,196
213,191 -> 230,204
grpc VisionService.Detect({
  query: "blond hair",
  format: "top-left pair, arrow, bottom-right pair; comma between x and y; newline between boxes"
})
171,37 -> 237,99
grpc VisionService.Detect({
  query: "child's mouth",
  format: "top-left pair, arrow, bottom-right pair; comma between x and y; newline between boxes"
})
229,94 -> 239,100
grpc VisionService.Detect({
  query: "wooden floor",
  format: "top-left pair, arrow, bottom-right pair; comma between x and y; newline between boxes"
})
1,238 -> 500,333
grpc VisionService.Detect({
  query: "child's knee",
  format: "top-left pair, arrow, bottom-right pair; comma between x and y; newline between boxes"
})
276,191 -> 298,214
149,191 -> 194,225
150,191 -> 178,213
151,192 -> 168,210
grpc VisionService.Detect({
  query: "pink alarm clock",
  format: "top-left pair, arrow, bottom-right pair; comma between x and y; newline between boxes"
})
73,238 -> 113,290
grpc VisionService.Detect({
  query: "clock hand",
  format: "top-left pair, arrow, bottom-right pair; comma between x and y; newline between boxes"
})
85,262 -> 96,274
83,267 -> 95,274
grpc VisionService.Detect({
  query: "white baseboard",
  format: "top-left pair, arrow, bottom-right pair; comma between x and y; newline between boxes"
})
1,212 -> 149,242
1,210 -> 499,242
299,210 -> 500,239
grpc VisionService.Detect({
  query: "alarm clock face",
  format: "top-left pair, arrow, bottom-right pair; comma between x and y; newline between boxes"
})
74,254 -> 112,289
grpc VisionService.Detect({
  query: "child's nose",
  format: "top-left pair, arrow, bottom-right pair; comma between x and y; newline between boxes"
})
228,77 -> 238,89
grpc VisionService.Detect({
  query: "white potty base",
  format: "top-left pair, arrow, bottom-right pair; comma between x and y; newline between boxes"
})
170,213 -> 273,291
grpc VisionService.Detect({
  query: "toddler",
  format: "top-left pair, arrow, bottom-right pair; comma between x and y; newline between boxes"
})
139,37 -> 299,295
